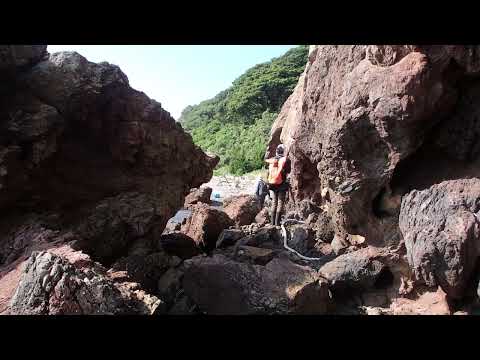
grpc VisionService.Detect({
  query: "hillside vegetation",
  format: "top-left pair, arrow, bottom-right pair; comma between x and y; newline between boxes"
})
179,45 -> 308,175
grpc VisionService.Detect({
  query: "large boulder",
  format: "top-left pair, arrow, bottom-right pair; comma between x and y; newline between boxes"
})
0,48 -> 218,257
184,187 -> 212,208
318,247 -> 388,295
8,248 -> 161,315
223,194 -> 261,226
267,45 -> 480,248
158,232 -> 202,260
2,50 -> 218,211
0,46 -> 218,315
182,254 -> 332,314
399,179 -> 480,299
180,203 -> 234,251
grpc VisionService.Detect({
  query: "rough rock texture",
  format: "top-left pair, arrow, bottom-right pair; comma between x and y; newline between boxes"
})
180,203 -> 234,251
158,232 -> 202,260
110,252 -> 181,294
223,194 -> 261,226
389,287 -> 451,315
0,47 -> 218,257
233,225 -> 284,253
255,207 -> 270,226
216,229 -> 245,249
184,187 -> 212,207
307,211 -> 335,243
182,254 -> 332,314
157,267 -> 184,306
318,247 -> 388,294
399,179 -> 480,299
9,249 -> 161,315
285,223 -> 316,255
267,45 -> 480,249
234,246 -> 278,266
0,46 -> 218,314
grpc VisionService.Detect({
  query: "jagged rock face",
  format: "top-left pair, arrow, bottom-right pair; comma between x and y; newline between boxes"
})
9,249 -> 161,315
399,179 -> 480,299
318,247 -> 387,294
0,47 -> 218,232
268,45 -> 480,248
0,46 -> 218,314
255,207 -> 270,226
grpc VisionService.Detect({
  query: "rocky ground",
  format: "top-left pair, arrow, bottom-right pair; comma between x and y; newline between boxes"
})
166,174 -> 259,227
2,45 -> 480,315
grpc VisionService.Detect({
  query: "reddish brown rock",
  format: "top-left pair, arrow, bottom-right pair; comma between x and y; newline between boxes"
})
223,194 -> 261,227
110,251 -> 181,294
267,45 -> 480,248
0,48 -> 218,263
8,246 -> 162,315
399,179 -> 480,299
0,46 -> 218,315
182,254 -> 332,314
184,187 -> 212,207
180,203 -> 234,251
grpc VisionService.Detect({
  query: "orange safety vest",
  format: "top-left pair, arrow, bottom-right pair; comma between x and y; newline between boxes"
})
266,157 -> 286,185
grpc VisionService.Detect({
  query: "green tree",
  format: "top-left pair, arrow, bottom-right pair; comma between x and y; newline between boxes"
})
179,45 -> 308,175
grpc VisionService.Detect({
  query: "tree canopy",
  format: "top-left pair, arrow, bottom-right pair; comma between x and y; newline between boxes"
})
179,45 -> 308,175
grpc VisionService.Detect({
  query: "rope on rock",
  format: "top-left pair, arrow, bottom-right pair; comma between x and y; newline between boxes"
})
280,219 -> 323,261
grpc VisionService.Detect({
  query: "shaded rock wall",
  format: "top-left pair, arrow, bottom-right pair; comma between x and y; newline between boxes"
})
0,46 -> 218,313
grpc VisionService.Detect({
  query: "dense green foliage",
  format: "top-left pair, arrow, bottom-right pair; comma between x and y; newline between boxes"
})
179,45 -> 308,175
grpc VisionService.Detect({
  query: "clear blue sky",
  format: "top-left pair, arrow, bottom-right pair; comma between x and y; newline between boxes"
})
47,45 -> 296,119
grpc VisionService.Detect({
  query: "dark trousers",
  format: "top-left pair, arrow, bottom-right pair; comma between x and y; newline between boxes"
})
271,190 -> 286,225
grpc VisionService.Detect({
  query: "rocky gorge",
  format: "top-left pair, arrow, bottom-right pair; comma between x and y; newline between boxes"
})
1,45 -> 480,315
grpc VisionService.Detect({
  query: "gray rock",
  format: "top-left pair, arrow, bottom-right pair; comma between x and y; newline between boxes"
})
182,254 -> 331,314
216,229 -> 245,248
9,251 -> 160,315
399,179 -> 480,299
184,187 -> 212,207
319,247 -> 386,294
234,246 -> 278,265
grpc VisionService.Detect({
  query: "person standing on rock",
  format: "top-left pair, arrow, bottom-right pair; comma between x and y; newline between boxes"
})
265,144 -> 291,226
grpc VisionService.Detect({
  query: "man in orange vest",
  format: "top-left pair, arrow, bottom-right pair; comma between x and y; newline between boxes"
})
265,144 -> 291,226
